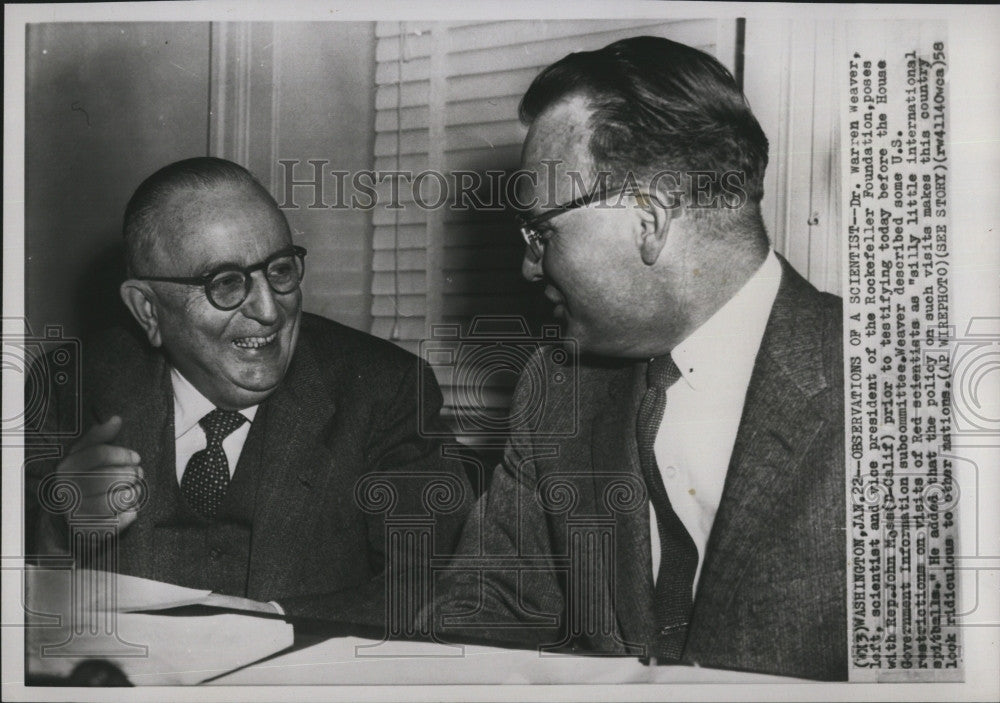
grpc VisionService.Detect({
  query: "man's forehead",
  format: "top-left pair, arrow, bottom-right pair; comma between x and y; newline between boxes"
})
162,184 -> 278,228
152,185 -> 289,266
520,95 -> 598,205
165,183 -> 264,218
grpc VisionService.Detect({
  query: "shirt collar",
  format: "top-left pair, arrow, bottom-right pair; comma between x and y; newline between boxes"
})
170,367 -> 258,439
670,249 -> 782,391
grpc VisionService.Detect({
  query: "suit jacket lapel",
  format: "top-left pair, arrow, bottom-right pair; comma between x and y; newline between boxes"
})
247,332 -> 338,595
692,260 -> 834,628
92,353 -> 175,576
588,361 -> 655,651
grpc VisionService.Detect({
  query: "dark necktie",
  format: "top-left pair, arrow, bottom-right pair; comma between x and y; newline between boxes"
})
636,355 -> 698,662
180,408 -> 247,519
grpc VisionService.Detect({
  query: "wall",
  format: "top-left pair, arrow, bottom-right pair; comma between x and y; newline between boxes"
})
26,23 -> 211,338
744,17 -> 841,295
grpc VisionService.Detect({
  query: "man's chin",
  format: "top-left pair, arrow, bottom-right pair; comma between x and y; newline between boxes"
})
217,363 -> 287,404
571,327 -> 624,358
218,380 -> 282,409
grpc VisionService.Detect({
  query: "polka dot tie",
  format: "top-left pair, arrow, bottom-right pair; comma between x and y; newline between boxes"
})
180,408 -> 247,519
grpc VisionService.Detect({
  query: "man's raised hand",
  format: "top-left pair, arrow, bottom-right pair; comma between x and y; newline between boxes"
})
55,415 -> 145,530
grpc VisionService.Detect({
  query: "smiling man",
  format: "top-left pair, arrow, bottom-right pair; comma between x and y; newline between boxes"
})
28,157 -> 471,623
433,37 -> 846,680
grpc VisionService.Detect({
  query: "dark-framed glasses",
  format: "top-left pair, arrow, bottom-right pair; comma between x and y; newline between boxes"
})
135,245 -> 307,311
516,184 -> 638,260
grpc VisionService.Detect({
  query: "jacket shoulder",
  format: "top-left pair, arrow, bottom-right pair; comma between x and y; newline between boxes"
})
777,257 -> 842,317
80,326 -> 161,388
774,257 -> 843,353
298,312 -> 424,376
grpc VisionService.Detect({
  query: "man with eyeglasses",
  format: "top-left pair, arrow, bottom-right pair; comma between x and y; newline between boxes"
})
433,37 -> 845,680
28,157 -> 471,623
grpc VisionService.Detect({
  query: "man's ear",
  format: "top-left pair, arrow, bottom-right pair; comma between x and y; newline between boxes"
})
634,190 -> 674,266
120,281 -> 163,347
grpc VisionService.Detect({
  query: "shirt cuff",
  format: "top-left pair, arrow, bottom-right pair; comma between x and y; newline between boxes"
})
268,600 -> 285,616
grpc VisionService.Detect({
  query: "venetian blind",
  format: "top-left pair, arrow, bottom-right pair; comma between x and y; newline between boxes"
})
371,19 -> 737,422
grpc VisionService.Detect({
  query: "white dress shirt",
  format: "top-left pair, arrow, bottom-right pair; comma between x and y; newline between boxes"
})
650,250 -> 782,593
171,368 -> 258,485
170,370 -> 284,614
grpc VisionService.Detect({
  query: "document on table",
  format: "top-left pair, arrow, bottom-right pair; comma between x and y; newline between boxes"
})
212,637 -> 808,685
26,566 -> 213,612
23,567 -> 294,685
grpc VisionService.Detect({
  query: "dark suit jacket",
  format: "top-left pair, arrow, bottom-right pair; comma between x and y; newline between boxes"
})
432,258 -> 846,680
27,313 -> 473,625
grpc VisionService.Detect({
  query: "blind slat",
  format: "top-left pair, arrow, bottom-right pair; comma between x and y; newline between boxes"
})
372,207 -> 428,227
372,270 -> 426,295
446,95 -> 523,127
373,224 -> 427,249
374,128 -> 429,157
374,154 -> 430,174
376,104 -> 430,132
372,294 -> 426,317
375,81 -> 431,110
371,317 -> 427,341
373,248 -> 426,271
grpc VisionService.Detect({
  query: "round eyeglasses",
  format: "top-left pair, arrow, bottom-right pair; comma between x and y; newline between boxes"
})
135,245 -> 307,311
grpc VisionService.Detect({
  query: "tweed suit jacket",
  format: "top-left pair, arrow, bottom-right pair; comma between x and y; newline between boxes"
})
432,257 -> 846,680
27,312 -> 472,625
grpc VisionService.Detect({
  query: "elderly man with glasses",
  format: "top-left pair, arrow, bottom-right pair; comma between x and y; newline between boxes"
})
28,157 -> 471,624
433,36 -> 846,680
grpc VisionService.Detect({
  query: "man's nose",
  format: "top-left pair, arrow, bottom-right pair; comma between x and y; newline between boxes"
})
521,246 -> 544,282
241,271 -> 281,324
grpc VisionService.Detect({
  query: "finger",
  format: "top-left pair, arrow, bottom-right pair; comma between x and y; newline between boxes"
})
112,478 -> 146,524
61,444 -> 141,473
70,416 -> 123,454
78,473 -> 145,517
75,466 -> 144,498
117,509 -> 139,532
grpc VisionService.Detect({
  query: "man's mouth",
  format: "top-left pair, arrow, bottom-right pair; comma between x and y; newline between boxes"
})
232,331 -> 278,349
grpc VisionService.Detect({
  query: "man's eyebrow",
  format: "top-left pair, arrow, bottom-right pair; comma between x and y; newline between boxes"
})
197,246 -> 295,276
196,258 -> 244,277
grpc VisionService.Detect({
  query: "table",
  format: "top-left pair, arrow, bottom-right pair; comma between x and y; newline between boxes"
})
22,566 -> 803,686
212,635 -> 804,685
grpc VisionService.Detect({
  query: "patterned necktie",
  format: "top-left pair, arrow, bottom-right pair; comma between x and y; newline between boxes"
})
180,408 -> 247,519
636,355 -> 698,662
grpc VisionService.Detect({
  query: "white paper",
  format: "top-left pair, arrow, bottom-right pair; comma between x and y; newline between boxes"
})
23,567 -> 294,684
